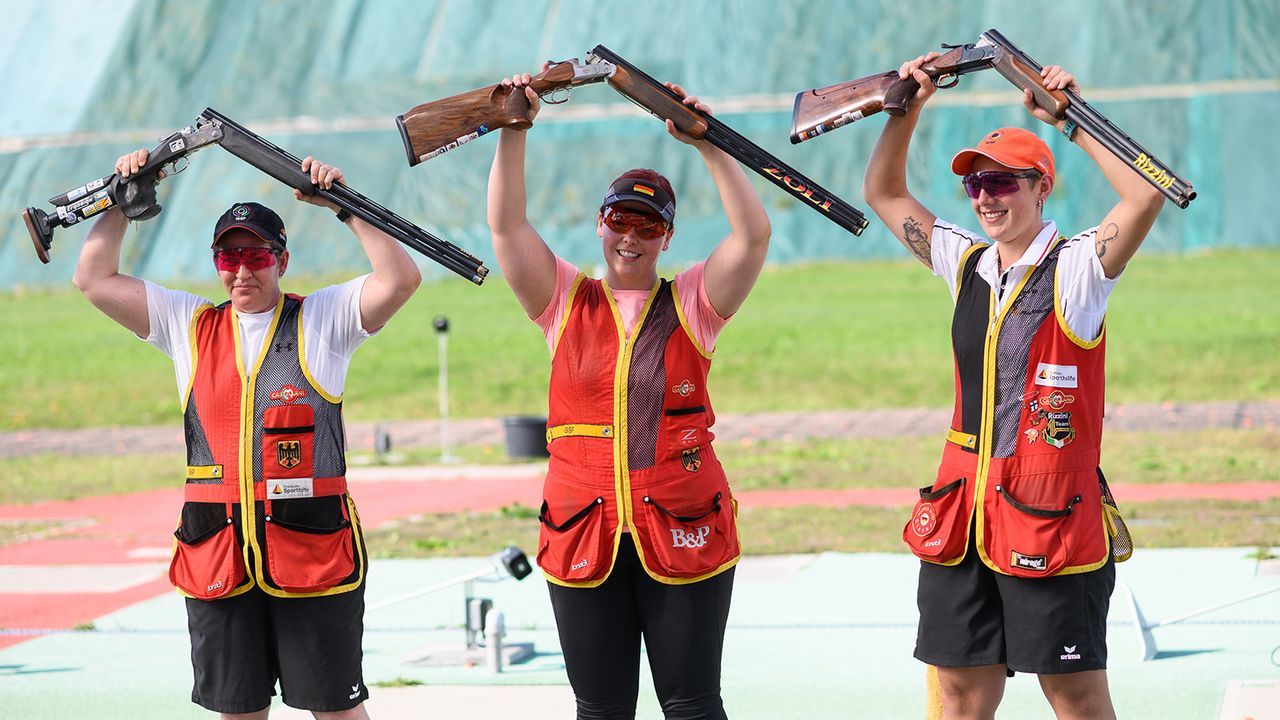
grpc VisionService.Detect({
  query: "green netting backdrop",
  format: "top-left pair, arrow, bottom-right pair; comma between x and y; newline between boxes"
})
2,0 -> 1276,288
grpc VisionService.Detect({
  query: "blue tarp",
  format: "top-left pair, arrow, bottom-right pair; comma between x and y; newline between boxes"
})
2,0 -> 1275,288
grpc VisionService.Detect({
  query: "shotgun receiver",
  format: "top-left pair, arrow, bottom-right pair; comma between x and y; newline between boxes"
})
790,28 -> 1196,209
23,123 -> 223,263
24,108 -> 489,284
397,46 -> 869,236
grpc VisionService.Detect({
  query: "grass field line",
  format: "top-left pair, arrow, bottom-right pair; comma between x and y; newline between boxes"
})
2,399 -> 1277,459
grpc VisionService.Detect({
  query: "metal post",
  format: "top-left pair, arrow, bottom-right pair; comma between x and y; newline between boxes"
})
485,608 -> 506,673
435,316 -> 459,463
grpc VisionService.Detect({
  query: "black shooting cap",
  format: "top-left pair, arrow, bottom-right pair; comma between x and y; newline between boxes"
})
212,202 -> 287,252
601,169 -> 676,224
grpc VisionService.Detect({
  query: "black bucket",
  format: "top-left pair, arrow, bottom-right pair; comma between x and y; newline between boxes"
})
502,416 -> 550,459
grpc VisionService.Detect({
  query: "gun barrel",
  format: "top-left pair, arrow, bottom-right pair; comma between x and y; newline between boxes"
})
981,28 -> 1195,208
587,45 -> 869,236
202,108 -> 490,284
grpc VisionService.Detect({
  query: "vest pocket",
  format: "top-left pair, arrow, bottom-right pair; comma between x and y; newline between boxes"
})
903,476 -> 969,562
988,483 -> 1082,577
634,487 -> 739,579
262,404 -> 314,480
537,495 -> 609,583
263,509 -> 355,593
170,515 -> 244,600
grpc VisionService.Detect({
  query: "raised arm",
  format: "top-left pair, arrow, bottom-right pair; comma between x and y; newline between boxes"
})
295,157 -> 422,333
862,53 -> 943,269
1025,66 -> 1166,278
486,71 -> 558,319
664,85 -> 771,317
71,150 -> 152,338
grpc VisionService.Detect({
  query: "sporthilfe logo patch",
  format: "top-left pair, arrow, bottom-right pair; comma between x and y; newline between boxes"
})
1034,363 -> 1078,389
269,478 -> 314,498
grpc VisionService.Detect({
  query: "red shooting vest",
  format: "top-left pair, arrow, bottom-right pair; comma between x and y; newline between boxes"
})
903,240 -> 1125,577
537,276 -> 740,587
169,293 -> 366,600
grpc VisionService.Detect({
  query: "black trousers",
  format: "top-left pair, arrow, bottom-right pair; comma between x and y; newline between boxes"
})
547,534 -> 735,720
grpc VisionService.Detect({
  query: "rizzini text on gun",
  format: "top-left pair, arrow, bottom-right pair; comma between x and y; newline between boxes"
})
790,28 -> 1195,209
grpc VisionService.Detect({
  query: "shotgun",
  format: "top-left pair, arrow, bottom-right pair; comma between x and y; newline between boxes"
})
397,46 -> 869,236
24,108 -> 490,284
790,28 -> 1196,209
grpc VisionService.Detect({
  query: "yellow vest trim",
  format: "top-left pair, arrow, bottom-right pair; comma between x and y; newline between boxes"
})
945,428 -> 978,449
186,465 -> 225,480
546,423 -> 614,443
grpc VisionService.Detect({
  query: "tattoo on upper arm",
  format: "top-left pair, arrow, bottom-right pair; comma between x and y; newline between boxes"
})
902,216 -> 932,267
1096,223 -> 1118,259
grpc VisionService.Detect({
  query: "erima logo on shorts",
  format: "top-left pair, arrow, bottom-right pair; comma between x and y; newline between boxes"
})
1034,363 -> 1078,388
1011,551 -> 1048,571
348,683 -> 361,700
1060,645 -> 1082,660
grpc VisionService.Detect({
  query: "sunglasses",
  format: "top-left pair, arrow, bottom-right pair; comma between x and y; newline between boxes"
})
213,246 -> 279,272
602,207 -> 669,240
962,171 -> 1039,199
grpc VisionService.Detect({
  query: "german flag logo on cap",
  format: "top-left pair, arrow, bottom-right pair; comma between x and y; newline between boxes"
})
632,184 -> 656,197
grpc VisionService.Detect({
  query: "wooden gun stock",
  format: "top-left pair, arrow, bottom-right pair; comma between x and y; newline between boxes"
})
397,61 -> 580,167
791,45 -> 1004,143
604,64 -> 709,139
984,49 -> 1070,119
790,71 -> 899,143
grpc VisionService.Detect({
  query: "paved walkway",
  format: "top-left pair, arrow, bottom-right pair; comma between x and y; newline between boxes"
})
2,400 -> 1278,458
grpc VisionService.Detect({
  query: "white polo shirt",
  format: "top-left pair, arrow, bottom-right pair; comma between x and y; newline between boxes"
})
930,220 -> 1120,342
141,275 -> 372,402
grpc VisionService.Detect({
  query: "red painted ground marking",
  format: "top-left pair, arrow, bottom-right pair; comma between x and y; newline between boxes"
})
0,576 -> 172,651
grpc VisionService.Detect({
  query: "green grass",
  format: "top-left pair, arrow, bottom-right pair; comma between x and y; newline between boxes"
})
367,503 -> 542,560
4,248 -> 1277,430
0,453 -> 186,505
721,428 -> 1280,491
359,499 -> 1280,557
4,427 -> 1273,507
1119,499 -> 1280,548
0,518 -> 72,545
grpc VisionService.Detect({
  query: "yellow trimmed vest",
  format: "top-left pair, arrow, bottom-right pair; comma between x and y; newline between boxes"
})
169,293 -> 366,600
537,276 -> 740,587
903,239 -> 1129,577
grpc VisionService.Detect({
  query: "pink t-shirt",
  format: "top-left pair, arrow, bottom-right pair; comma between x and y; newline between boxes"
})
534,257 -> 729,352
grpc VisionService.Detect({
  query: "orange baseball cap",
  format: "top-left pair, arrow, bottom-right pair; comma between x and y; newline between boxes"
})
951,127 -> 1055,180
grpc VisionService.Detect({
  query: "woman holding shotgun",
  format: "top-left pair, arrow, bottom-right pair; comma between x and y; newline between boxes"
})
487,68 -> 770,719
862,53 -> 1165,720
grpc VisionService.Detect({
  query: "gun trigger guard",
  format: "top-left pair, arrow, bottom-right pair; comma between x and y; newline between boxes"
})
934,74 -> 960,89
542,87 -> 571,105
164,156 -> 190,177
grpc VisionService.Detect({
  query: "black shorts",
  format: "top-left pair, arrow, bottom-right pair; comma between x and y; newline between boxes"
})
186,584 -> 368,713
915,541 -> 1115,675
